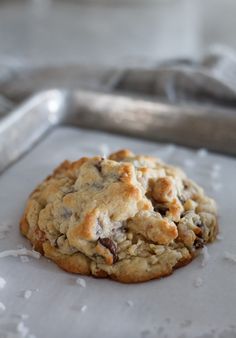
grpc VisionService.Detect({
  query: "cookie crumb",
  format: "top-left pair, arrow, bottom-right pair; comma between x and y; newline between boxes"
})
80,305 -> 87,313
193,277 -> 203,288
76,278 -> 86,288
201,246 -> 210,267
224,251 -> 236,263
126,300 -> 134,307
0,277 -> 6,289
0,302 -> 6,312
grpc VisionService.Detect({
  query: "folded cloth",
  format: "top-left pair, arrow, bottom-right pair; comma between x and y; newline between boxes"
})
1,46 -> 236,115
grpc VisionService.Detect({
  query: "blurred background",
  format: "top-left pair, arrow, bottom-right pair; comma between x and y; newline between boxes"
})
1,0 -> 236,113
0,0 -> 235,67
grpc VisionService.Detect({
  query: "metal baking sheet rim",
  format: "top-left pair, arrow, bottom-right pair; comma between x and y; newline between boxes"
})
0,89 -> 236,174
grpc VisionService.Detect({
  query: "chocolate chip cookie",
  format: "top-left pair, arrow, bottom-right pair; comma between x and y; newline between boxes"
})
20,149 -> 218,283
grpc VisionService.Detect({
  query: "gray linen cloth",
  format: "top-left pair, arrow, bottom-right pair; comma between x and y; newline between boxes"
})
1,46 -> 236,115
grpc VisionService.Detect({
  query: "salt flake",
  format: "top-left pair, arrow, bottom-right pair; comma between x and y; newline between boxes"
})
80,305 -> 87,313
216,233 -> 224,241
17,321 -> 29,337
23,290 -> 32,300
76,278 -> 86,288
0,302 -> 6,312
99,143 -> 110,158
201,246 -> 210,267
0,277 -> 6,289
224,251 -> 236,263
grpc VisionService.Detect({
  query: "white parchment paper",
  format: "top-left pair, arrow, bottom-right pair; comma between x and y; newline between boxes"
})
0,127 -> 235,338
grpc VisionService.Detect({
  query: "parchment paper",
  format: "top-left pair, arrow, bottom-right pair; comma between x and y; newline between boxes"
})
0,127 -> 235,338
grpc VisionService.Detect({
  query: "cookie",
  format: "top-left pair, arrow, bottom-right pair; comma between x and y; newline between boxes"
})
20,149 -> 218,283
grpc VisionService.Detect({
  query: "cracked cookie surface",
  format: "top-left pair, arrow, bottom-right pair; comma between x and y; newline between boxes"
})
20,149 -> 218,283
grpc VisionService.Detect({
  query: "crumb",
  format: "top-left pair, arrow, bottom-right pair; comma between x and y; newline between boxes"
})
75,278 -> 86,288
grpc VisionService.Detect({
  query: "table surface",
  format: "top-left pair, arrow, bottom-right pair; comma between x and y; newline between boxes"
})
0,126 -> 236,338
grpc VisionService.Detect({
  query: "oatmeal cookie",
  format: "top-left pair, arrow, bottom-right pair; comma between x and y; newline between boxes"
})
20,149 -> 218,283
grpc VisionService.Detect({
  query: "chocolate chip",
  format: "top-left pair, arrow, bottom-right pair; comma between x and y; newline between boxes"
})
196,221 -> 204,228
183,181 -> 189,190
194,237 -> 204,249
98,237 -> 118,263
94,159 -> 103,173
154,204 -> 169,216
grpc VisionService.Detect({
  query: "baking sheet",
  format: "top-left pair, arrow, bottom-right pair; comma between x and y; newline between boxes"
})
0,127 -> 235,338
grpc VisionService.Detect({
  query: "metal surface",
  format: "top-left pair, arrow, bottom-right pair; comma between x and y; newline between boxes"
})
1,89 -> 236,174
